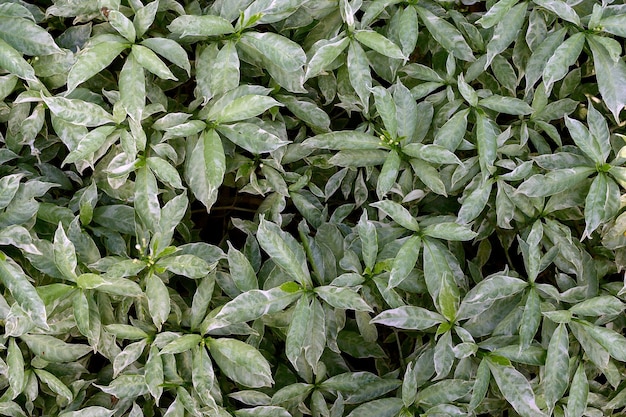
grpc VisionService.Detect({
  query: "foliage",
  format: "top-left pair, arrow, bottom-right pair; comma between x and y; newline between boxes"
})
1,0 -> 626,416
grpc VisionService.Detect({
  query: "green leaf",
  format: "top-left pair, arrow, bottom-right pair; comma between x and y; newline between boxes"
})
53,222 -> 78,281
533,0 -> 580,26
354,30 -> 405,60
423,222 -> 477,241
434,108 -> 469,152
370,306 -> 444,330
542,32 -> 585,92
303,131 -> 381,150
517,167 -> 595,197
20,334 -> 91,362
42,96 -> 114,127
543,323 -> 569,412
388,234 -> 421,288
214,287 -> 301,325
315,285 -> 372,311
257,217 -> 312,288
207,95 -> 282,123
119,53 -> 145,123
67,39 -> 128,93
485,2 -> 527,67
370,200 -> 420,231
141,37 -> 191,75
160,334 -> 202,355
0,252 -> 47,328
0,16 -> 62,55
7,338 -> 24,398
207,337 -> 273,388
416,7 -> 474,62
477,0 -> 519,28
587,35 -> 626,122
584,173 -> 620,239
479,95 -> 533,115
131,44 -> 176,80
345,398 -> 403,417
185,129 -> 225,212
108,10 -> 136,43
146,273 -> 170,330
567,363 -> 588,417
486,358 -> 549,417
59,407 -> 115,417
240,32 -> 306,71
77,273 -> 143,297
377,150 -> 401,199
458,274 -> 527,319
347,39 -> 372,111
168,14 -> 235,37
158,254 -> 210,278
305,36 -> 350,80
217,122 -> 289,154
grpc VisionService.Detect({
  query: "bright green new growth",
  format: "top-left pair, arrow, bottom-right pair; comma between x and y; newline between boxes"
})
1,0 -> 626,416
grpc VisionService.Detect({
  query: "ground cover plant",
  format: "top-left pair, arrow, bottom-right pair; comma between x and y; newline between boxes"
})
2,0 -> 626,416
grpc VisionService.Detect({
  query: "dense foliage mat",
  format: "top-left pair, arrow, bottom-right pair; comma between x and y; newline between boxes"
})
2,0 -> 626,416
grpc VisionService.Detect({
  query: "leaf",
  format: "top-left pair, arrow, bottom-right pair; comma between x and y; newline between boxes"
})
583,173 -> 620,239
479,95 -> 533,115
131,44 -> 176,80
257,217 -> 311,288
53,222 -> 78,281
416,7 -> 474,62
146,273 -> 170,330
168,14 -> 235,37
160,334 -> 202,355
113,339 -> 147,378
214,287 -> 301,324
96,374 -> 149,399
0,38 -> 36,81
525,28 -> 566,93
20,334 -> 91,362
305,36 -> 350,80
434,108 -> 469,151
192,345 -> 216,407
458,275 -> 527,319
7,338 -> 24,397
133,1 -> 159,38
578,320 -> 626,362
63,125 -> 116,166
354,30 -> 405,60
485,2 -> 526,68
315,286 -> 373,311
543,323 -> 569,412
286,295 -> 310,370
207,95 -> 282,123
158,254 -> 210,278
486,358 -> 549,417
108,10 -> 136,43
42,96 -> 114,127
217,122 -> 289,154
119,53 -> 145,123
370,306 -> 444,330
145,345 -> 164,401
388,235 -> 421,288
475,111 -> 499,175
0,252 -> 47,328
587,35 -> 626,122
567,363 -> 588,417
345,398 -> 403,417
519,288 -> 541,350
565,115 -> 604,164
533,0 -> 580,26
141,37 -> 191,75
569,296 -> 624,316
240,31 -> 306,71
185,129 -> 225,213
458,179 -> 492,224
0,16 -> 62,55
543,32 -> 585,92
403,143 -> 462,165
67,39 -> 128,93
370,200 -> 420,231
77,273 -> 143,297
347,39 -> 372,111
423,222 -> 477,241
207,337 -> 273,388
235,406 -> 291,417
303,131 -> 381,150
517,167 -> 595,197
469,360 -> 491,411
477,0 -> 520,28
59,407 -> 115,417
0,174 -> 22,211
